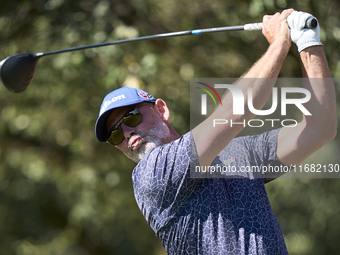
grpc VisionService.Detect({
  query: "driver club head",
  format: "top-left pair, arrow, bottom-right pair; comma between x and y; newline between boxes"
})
0,54 -> 39,93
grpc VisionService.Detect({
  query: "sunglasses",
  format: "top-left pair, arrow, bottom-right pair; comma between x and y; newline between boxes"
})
106,104 -> 150,145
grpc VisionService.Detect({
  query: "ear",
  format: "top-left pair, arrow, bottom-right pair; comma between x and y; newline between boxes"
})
153,99 -> 170,122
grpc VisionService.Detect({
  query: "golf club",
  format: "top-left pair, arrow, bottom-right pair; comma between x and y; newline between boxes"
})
0,18 -> 317,93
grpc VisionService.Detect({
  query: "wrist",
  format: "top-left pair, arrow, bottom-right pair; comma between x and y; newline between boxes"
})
299,46 -> 331,78
299,45 -> 323,54
269,39 -> 291,55
297,40 -> 323,53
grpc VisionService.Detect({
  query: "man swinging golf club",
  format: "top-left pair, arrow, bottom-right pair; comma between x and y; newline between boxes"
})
95,9 -> 336,254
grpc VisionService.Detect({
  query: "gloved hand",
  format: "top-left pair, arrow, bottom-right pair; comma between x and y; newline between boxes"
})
287,11 -> 322,52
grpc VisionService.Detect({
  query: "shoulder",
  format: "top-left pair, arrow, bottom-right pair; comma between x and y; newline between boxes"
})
218,128 -> 282,163
235,128 -> 281,147
132,132 -> 192,177
144,131 -> 192,160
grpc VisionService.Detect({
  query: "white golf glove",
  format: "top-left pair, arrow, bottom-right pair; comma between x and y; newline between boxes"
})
287,11 -> 322,52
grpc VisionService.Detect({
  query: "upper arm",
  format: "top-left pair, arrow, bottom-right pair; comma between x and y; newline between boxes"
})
276,119 -> 335,166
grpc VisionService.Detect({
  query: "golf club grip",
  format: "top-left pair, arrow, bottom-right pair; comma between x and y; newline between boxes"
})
244,17 -> 318,31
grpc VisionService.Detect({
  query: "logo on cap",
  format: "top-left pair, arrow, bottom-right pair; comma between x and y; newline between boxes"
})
100,94 -> 127,115
138,92 -> 148,98
138,92 -> 154,100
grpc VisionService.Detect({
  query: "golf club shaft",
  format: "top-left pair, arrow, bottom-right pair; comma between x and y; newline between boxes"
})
37,18 -> 316,57
37,24 -> 251,57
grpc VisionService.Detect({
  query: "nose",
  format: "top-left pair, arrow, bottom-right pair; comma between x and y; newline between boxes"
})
121,124 -> 136,141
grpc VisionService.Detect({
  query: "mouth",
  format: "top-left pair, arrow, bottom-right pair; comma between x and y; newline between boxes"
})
129,135 -> 142,149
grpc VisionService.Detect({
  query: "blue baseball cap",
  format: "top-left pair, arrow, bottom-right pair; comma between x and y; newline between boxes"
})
95,86 -> 156,142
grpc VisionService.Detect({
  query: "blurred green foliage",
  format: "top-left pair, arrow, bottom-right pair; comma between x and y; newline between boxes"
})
0,0 -> 340,254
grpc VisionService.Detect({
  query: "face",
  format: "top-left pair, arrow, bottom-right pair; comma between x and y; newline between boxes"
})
106,102 -> 171,163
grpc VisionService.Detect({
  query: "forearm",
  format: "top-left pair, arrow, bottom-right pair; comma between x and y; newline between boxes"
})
242,40 -> 290,78
300,46 -> 336,136
300,46 -> 331,78
233,41 -> 290,114
223,41 -> 289,120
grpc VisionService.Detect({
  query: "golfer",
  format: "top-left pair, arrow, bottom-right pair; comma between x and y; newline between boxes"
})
95,10 -> 336,254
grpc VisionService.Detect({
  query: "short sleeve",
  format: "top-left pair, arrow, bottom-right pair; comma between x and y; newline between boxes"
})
246,128 -> 290,182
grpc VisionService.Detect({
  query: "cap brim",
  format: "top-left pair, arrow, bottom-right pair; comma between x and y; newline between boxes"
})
95,108 -> 116,142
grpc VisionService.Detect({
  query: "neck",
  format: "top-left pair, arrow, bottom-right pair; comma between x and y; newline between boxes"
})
166,126 -> 181,143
